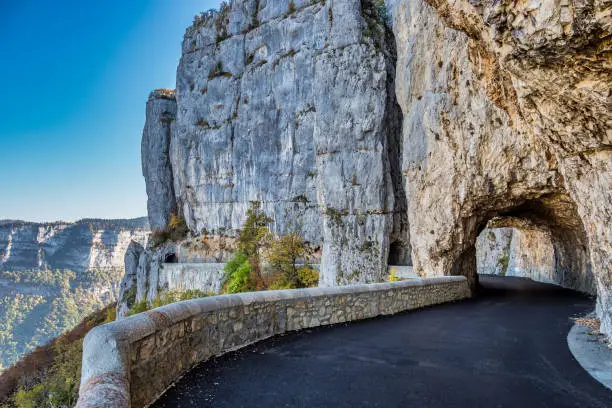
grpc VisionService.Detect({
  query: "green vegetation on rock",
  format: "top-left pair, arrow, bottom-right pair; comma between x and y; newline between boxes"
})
0,268 -> 122,370
0,304 -> 116,408
151,213 -> 190,247
126,289 -> 211,317
265,233 -> 318,289
236,201 -> 273,289
224,258 -> 253,294
497,254 -> 510,276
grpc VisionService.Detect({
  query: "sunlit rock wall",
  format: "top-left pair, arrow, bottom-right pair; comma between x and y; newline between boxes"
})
142,0 -> 408,286
390,0 -> 610,336
0,219 -> 149,273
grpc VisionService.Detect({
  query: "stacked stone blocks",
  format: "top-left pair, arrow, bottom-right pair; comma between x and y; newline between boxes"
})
77,276 -> 469,408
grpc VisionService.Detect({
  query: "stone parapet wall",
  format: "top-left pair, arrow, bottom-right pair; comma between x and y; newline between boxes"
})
77,276 -> 469,408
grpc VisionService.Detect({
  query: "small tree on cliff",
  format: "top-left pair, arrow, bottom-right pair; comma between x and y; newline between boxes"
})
265,232 -> 319,289
236,201 -> 272,289
266,233 -> 306,287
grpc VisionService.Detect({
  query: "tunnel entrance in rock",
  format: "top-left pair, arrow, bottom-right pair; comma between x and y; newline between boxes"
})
164,253 -> 178,263
389,240 -> 411,266
476,226 -> 556,285
451,194 -> 595,296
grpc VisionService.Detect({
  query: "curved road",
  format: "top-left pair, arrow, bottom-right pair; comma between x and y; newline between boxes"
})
154,276 -> 612,408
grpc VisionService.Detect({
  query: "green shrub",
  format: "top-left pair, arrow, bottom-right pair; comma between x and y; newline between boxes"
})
236,201 -> 272,289
127,290 -> 211,317
225,261 -> 253,294
126,300 -> 149,316
236,202 -> 271,258
268,276 -> 296,290
12,384 -> 45,408
179,289 -> 210,300
123,286 -> 137,308
265,233 -> 318,288
297,266 -> 319,288
151,213 -> 189,247
223,252 -> 249,279
208,60 -> 233,79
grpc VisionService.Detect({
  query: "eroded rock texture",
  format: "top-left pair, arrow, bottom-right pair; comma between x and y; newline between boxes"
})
143,90 -> 177,232
142,0 -> 408,286
0,218 -> 149,272
390,0 -> 610,335
134,0 -> 610,337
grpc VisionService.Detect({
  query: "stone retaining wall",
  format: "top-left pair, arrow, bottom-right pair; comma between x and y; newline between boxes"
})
157,263 -> 412,297
159,263 -> 226,294
76,276 -> 469,408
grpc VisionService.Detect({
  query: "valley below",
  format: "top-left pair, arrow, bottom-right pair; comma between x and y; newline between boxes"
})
0,218 -> 148,370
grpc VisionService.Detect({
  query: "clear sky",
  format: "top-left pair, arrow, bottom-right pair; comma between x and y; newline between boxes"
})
0,0 -> 221,222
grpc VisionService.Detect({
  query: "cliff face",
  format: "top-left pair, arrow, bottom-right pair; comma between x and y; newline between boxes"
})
0,218 -> 149,272
134,0 -> 610,337
390,0 -> 610,335
143,0 -> 409,286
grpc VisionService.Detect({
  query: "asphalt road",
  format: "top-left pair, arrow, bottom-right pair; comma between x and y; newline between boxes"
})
153,276 -> 612,408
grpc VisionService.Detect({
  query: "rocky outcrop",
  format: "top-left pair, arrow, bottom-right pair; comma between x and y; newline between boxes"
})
119,240 -> 229,318
142,0 -> 409,287
143,90 -> 177,232
133,0 -> 610,337
0,218 -> 149,272
390,0 -> 610,335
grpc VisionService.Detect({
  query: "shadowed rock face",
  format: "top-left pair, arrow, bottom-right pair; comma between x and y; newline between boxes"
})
390,0 -> 610,336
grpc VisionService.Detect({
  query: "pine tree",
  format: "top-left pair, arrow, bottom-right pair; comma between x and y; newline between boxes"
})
236,201 -> 272,289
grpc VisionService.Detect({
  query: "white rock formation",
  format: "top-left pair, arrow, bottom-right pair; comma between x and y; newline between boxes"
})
127,0 -> 611,338
142,90 -> 177,232
0,218 -> 149,273
390,0 -> 610,336
141,0 -> 410,288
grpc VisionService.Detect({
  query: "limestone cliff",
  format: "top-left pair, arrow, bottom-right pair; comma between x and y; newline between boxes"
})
0,218 -> 149,368
142,0 -> 409,288
131,0 -> 610,338
0,218 -> 149,272
390,0 -> 610,335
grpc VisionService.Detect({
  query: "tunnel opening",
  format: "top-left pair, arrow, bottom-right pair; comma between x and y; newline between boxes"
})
164,253 -> 178,263
451,194 -> 595,297
388,240 -> 411,266
476,224 -> 556,284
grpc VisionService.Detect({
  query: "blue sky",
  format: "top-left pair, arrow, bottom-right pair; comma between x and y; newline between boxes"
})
0,0 -> 220,222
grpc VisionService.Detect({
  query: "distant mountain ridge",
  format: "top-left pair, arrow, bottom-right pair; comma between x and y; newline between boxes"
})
0,217 -> 149,230
0,217 -> 149,272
